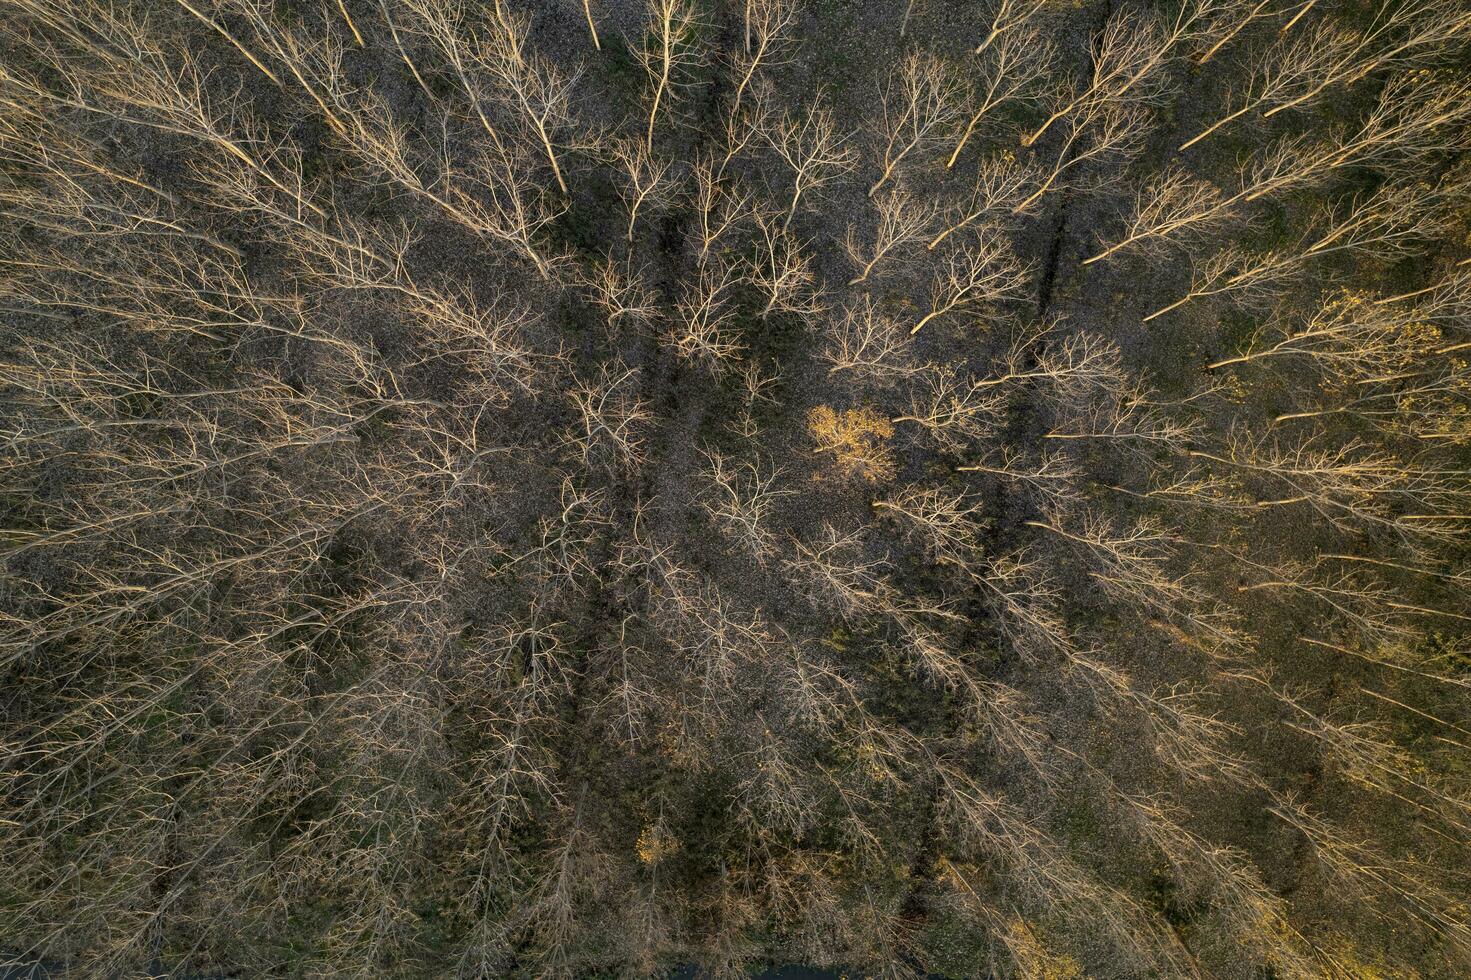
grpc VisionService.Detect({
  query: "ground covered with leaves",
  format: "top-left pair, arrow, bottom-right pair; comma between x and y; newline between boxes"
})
3,0 -> 1471,976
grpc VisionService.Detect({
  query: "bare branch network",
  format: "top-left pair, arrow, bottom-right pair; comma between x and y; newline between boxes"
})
1,0 -> 1469,977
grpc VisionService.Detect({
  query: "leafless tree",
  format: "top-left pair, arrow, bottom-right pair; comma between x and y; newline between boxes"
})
700,450 -> 793,564
726,0 -> 798,123
1146,179 -> 1453,319
1242,76 -> 1471,203
727,361 -> 781,439
669,260 -> 746,369
1083,169 -> 1234,266
911,232 -> 1029,333
1187,428 -> 1463,540
1083,132 -> 1325,263
764,97 -> 857,233
782,524 -> 898,622
981,323 -> 1125,400
973,0 -> 1052,56
478,0 -> 592,196
894,364 -> 1009,451
820,298 -> 920,383
1194,0 -> 1313,64
928,153 -> 1038,250
746,209 -> 824,319
874,485 -> 986,565
612,138 -> 674,242
579,0 -> 602,49
566,362 -> 654,471
948,15 -> 1055,168
1179,20 -> 1361,150
579,255 -> 661,334
866,51 -> 967,196
638,0 -> 703,154
1021,1 -> 1221,147
845,184 -> 945,284
1012,101 -> 1148,214
1206,292 -> 1436,378
1261,0 -> 1471,120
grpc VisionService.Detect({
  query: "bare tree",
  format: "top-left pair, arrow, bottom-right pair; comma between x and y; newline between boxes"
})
1179,21 -> 1361,150
893,364 -> 1009,451
566,362 -> 654,470
1024,505 -> 1224,635
948,14 -> 1054,168
747,210 -> 824,320
727,361 -> 781,438
764,97 -> 857,233
638,0 -> 703,154
478,0 -> 592,196
782,524 -> 898,621
726,0 -> 798,123
928,153 -> 1037,250
845,184 -> 945,285
1142,244 -> 1301,322
819,297 -> 920,383
700,450 -> 793,564
866,51 -> 967,196
1082,169 -> 1233,266
1187,428 -> 1461,539
1261,0 -> 1471,120
669,260 -> 746,369
579,0 -> 602,49
1206,291 -> 1437,378
973,0 -> 1052,56
578,255 -> 661,334
911,232 -> 1029,334
1242,75 -> 1471,203
690,154 -> 758,259
1083,132 -> 1322,263
958,445 -> 1081,504
612,138 -> 674,242
1012,101 -> 1149,215
1021,1 -> 1219,147
1194,0 -> 1311,64
1145,179 -> 1452,319
873,485 -> 986,565
979,323 -> 1125,400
